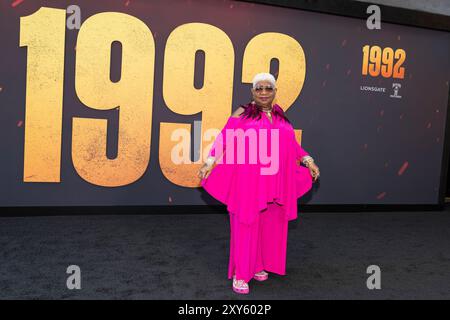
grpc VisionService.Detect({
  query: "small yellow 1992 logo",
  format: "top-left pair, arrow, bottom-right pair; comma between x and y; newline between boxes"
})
362,45 -> 406,79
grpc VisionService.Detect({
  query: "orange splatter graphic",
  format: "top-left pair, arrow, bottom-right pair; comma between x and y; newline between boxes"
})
397,161 -> 409,176
376,192 -> 386,199
11,0 -> 24,7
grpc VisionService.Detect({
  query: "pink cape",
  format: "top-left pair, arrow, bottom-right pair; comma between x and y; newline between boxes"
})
201,109 -> 313,226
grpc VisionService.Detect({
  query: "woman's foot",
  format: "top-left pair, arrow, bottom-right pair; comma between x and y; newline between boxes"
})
253,270 -> 269,281
232,275 -> 249,294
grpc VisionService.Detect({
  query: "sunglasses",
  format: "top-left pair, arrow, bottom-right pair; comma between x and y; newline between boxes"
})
254,85 -> 274,92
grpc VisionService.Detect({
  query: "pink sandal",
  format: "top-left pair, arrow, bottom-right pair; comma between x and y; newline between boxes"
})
232,275 -> 249,294
253,270 -> 269,281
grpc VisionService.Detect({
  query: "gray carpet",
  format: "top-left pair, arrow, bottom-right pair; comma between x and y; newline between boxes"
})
0,207 -> 449,299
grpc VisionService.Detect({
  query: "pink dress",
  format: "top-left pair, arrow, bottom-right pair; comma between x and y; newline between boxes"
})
200,106 -> 313,226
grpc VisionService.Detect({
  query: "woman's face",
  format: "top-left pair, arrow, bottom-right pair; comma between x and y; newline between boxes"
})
251,80 -> 277,108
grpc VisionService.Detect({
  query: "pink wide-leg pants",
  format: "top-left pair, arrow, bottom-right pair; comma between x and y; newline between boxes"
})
227,202 -> 288,283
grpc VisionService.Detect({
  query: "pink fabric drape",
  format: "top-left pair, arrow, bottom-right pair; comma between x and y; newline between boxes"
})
201,105 -> 313,226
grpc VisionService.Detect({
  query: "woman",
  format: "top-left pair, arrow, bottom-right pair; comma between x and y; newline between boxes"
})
197,72 -> 320,294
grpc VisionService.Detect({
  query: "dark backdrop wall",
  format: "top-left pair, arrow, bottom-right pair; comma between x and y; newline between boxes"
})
0,0 -> 449,208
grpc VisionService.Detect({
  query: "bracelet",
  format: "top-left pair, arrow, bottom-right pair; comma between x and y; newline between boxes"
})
206,156 -> 216,167
301,155 -> 315,166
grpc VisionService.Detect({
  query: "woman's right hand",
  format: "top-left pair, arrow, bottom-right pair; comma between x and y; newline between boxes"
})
198,163 -> 214,180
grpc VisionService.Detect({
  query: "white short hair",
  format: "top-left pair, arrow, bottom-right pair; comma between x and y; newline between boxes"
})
252,72 -> 277,89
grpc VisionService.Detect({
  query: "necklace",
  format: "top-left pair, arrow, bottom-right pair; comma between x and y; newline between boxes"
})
261,107 -> 273,117
252,101 -> 273,118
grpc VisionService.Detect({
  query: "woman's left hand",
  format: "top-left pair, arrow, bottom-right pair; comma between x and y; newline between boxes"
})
308,163 -> 320,182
